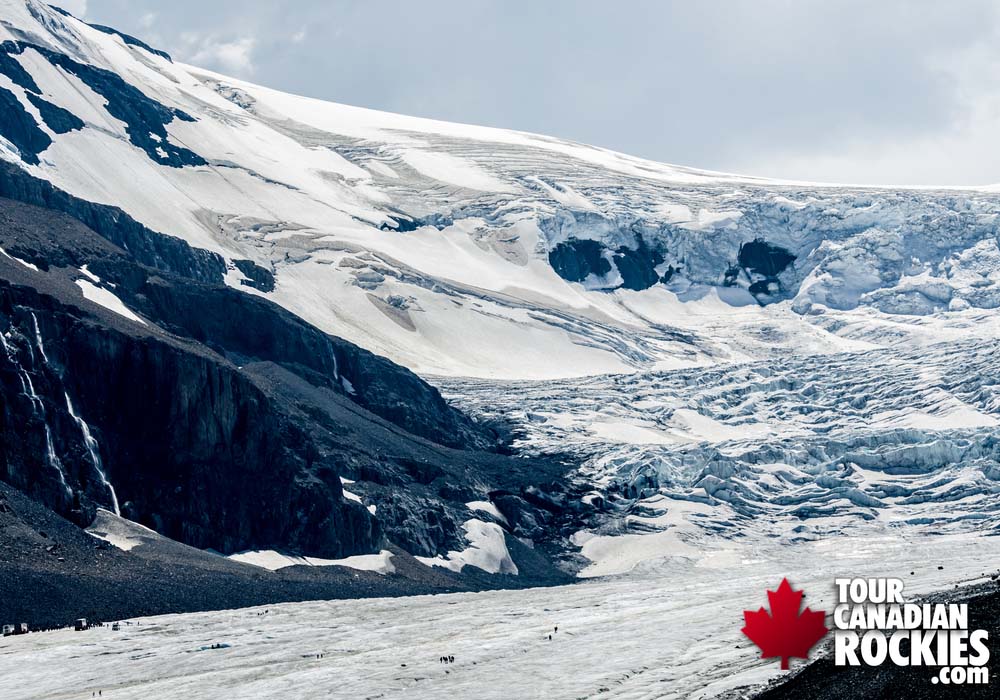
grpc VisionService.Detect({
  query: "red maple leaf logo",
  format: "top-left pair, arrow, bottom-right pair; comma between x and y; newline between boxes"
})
742,578 -> 828,669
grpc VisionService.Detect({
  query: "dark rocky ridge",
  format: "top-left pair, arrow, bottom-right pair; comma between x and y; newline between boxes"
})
85,24 -> 171,60
0,84 -> 56,165
1,272 -> 379,557
24,90 -> 84,133
104,245 -> 490,451
0,160 -> 226,284
0,40 -> 204,167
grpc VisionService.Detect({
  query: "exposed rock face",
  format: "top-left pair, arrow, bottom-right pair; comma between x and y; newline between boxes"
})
612,241 -> 664,291
0,480 -> 571,630
546,229 -> 795,298
0,189 -> 569,565
548,237 -> 672,292
379,215 -> 423,232
0,49 -> 83,163
24,91 -> 83,133
0,40 -> 204,167
1,279 -> 380,557
124,261 -> 490,451
548,240 -> 611,282
737,238 -> 796,298
0,84 -> 53,164
232,259 -> 275,292
738,239 -> 796,278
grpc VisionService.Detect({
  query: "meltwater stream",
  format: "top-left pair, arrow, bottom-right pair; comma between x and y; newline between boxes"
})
64,391 -> 120,515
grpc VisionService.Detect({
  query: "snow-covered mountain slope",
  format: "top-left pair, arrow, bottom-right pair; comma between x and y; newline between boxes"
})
3,0 -> 1000,378
3,4 -> 1000,698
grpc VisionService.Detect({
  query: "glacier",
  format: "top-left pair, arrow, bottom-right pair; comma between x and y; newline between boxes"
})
440,336 -> 1000,576
0,1 -> 999,698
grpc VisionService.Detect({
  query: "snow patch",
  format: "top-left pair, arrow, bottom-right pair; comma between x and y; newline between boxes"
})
339,476 -> 365,505
0,246 -> 38,271
466,500 -> 508,525
416,519 -> 517,575
228,549 -> 395,574
86,508 -> 159,551
74,279 -> 147,325
78,264 -> 100,282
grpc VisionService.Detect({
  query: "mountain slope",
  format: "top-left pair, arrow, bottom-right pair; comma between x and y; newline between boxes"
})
0,187 -> 575,590
0,0 -> 997,582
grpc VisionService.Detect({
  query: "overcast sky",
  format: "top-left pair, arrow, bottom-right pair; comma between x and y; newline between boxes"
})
60,0 -> 1000,186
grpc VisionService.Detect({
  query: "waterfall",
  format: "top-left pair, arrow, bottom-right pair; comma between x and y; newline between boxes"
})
3,323 -> 70,497
2,326 -> 44,414
20,368 -> 43,414
44,425 -> 72,497
64,392 -> 120,515
31,313 -> 48,364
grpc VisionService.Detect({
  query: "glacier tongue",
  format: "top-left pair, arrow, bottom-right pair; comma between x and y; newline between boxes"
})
4,530 -> 999,700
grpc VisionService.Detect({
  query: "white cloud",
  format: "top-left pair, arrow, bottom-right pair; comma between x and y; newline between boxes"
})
56,0 -> 88,18
186,35 -> 257,76
739,18 -> 1000,187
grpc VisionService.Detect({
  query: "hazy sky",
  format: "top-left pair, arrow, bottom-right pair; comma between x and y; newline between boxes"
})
60,0 -> 1000,186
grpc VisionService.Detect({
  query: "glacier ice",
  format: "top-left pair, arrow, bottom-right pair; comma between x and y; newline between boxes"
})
3,530 -> 999,700
441,336 -> 1000,574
